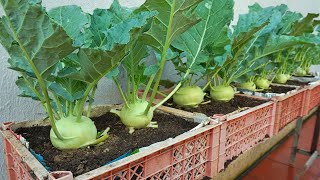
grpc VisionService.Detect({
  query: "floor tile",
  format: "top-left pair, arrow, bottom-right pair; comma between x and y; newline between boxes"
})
248,159 -> 300,180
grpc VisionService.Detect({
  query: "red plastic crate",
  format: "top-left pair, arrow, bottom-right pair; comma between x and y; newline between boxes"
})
0,112 -> 221,179
217,100 -> 275,171
273,89 -> 306,135
302,83 -> 320,116
76,125 -> 220,180
3,138 -> 35,180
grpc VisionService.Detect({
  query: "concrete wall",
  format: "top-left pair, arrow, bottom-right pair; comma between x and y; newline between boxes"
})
0,0 -> 319,179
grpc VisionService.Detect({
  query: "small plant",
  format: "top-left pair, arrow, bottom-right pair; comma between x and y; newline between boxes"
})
0,0 -> 155,149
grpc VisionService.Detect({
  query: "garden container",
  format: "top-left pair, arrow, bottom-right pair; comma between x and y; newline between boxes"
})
216,96 -> 275,171
302,81 -> 320,116
159,94 -> 276,172
0,105 -> 221,180
237,83 -> 306,135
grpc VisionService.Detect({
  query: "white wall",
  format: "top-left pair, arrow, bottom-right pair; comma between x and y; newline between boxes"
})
0,0 -> 319,179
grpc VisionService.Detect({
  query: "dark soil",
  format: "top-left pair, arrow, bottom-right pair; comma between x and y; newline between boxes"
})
292,74 -> 315,78
165,95 -> 267,116
261,85 -> 296,94
15,112 -> 198,176
284,80 -> 309,86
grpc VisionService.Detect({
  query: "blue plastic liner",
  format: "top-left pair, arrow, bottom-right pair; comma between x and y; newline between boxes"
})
30,149 -> 51,171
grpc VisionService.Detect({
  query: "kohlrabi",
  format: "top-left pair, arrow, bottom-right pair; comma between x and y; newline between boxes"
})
272,13 -> 320,79
109,0 -> 234,132
0,0 -> 155,149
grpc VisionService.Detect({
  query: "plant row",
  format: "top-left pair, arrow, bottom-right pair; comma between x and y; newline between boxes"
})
0,0 -> 319,151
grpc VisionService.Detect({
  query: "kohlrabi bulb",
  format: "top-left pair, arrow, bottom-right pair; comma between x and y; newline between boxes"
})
173,86 -> 205,107
50,116 -> 97,150
210,85 -> 235,102
240,81 -> 256,91
274,74 -> 289,84
255,77 -> 271,89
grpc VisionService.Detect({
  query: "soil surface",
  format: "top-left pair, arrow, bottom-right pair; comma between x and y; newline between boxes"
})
15,112 -> 198,176
261,85 -> 296,94
165,95 -> 267,116
284,80 -> 309,86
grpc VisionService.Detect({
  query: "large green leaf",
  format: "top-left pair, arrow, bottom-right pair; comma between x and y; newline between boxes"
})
0,0 -> 76,77
261,35 -> 319,58
136,0 -> 203,53
51,1 -> 156,83
16,76 -> 42,100
276,11 -> 302,34
171,0 -> 234,73
48,78 -> 87,102
306,46 -> 320,65
290,13 -> 319,36
48,5 -> 90,46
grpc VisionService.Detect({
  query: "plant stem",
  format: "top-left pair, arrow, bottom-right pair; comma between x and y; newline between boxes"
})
113,77 -> 129,108
142,74 -> 155,101
87,85 -> 97,117
77,81 -> 98,121
53,95 -> 64,119
153,82 -> 182,109
69,102 -> 73,116
144,1 -> 176,114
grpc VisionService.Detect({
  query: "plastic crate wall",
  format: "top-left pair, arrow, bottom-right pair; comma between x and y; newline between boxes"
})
84,126 -> 220,180
302,84 -> 320,116
0,140 -> 8,180
273,90 -> 305,135
3,138 -> 35,180
1,124 -> 220,180
218,102 -> 275,171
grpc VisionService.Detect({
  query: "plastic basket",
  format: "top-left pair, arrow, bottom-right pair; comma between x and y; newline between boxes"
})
273,88 -> 306,135
217,100 -> 275,171
302,83 -> 320,116
0,105 -> 221,180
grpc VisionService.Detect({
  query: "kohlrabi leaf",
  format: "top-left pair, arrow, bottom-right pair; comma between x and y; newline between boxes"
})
0,0 -> 76,77
172,0 -> 234,73
262,35 -> 320,56
290,13 -> 320,36
48,5 -> 90,46
16,76 -> 42,101
306,46 -> 320,65
233,4 -> 274,37
48,78 -> 87,102
136,0 -> 203,53
106,67 -> 120,79
231,22 -> 269,55
276,11 -> 302,34
58,3 -> 156,83
144,64 -> 159,76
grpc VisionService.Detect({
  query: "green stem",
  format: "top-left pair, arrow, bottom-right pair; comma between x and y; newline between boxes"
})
77,81 -> 98,121
1,7 -> 64,140
87,85 -> 97,117
74,101 -> 80,118
142,74 -> 156,101
68,102 -> 73,116
131,75 -> 137,103
144,1 -> 176,114
53,95 -> 64,119
113,77 -> 129,108
153,82 -> 182,109
189,74 -> 194,86
21,74 -> 45,102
